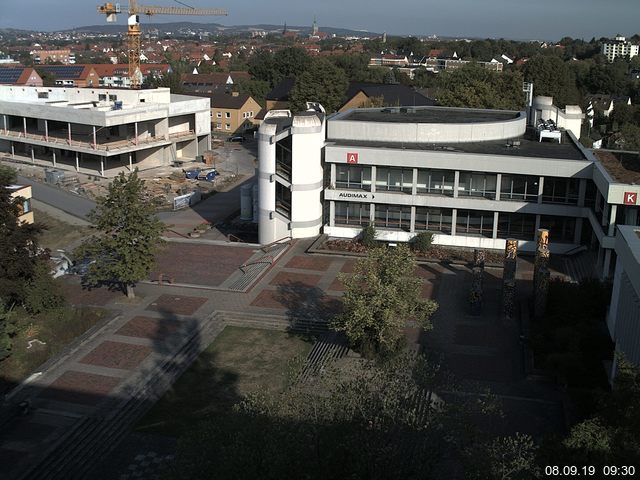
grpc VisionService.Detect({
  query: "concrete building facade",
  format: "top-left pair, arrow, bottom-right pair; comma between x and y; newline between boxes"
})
8,184 -> 33,224
0,86 -> 211,177
257,100 -> 640,279
602,35 -> 639,62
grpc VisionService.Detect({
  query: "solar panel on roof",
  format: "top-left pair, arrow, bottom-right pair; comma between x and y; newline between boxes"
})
38,65 -> 84,79
0,68 -> 24,84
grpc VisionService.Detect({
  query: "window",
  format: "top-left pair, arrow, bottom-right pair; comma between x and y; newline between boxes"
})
216,112 -> 222,118
225,112 -> 231,118
376,167 -> 413,193
458,172 -> 497,199
539,216 -> 576,243
497,213 -> 535,240
335,165 -> 372,190
37,92 -> 49,99
456,210 -> 494,237
416,169 -> 455,196
275,183 -> 291,217
109,94 -> 117,101
225,124 -> 230,130
500,175 -> 539,202
215,123 -> 222,129
249,111 -> 254,117
374,204 -> 411,231
335,202 -> 371,226
542,177 -> 579,205
415,207 -> 452,234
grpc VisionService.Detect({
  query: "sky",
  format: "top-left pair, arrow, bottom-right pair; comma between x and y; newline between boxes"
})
0,0 -> 638,41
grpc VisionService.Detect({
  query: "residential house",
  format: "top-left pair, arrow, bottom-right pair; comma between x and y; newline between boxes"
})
37,65 -> 100,88
0,67 -> 43,87
209,92 -> 261,134
339,83 -> 437,112
181,71 -> 251,94
8,185 -> 33,224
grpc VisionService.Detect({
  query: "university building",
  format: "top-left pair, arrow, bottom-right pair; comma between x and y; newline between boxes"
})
0,86 -> 211,177
257,98 -> 640,279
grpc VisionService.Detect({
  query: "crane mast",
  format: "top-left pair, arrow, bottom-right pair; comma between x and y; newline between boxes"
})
97,1 -> 227,88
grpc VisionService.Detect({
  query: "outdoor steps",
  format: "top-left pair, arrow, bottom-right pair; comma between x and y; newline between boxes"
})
17,313 -> 225,480
223,242 -> 290,292
217,310 -> 329,336
297,331 -> 349,383
563,251 -> 597,283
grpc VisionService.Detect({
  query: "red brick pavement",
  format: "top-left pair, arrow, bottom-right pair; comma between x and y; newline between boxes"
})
80,341 -> 152,370
340,259 -> 357,273
38,371 -> 122,406
151,243 -> 255,286
58,278 -> 122,306
116,316 -> 181,340
250,289 -> 287,309
285,256 -> 333,271
328,276 -> 346,292
269,271 -> 321,288
146,294 -> 208,316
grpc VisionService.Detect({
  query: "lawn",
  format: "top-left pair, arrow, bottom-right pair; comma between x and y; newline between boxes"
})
0,306 -> 110,395
136,326 -> 312,437
34,208 -> 92,252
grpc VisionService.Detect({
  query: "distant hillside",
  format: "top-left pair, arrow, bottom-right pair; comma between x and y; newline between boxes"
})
53,22 -> 380,38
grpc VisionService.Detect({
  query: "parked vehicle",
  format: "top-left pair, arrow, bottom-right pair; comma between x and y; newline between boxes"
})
197,168 -> 218,182
184,168 -> 201,179
227,135 -> 244,143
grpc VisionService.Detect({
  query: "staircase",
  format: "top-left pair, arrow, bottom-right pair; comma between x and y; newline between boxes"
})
17,314 -> 225,480
563,250 -> 598,283
217,310 -> 329,336
223,241 -> 290,292
297,331 -> 349,383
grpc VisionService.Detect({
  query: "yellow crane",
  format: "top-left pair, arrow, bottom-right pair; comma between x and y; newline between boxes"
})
97,1 -> 227,88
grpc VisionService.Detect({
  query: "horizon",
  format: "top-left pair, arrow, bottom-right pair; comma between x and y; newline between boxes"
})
1,0 -> 639,42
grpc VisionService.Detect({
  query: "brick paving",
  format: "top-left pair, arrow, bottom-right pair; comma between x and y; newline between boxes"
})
59,278 -> 122,306
269,271 -> 322,288
285,255 -> 333,271
79,341 -> 152,370
38,371 -> 123,406
146,294 -> 208,316
116,316 -> 181,340
150,243 -> 255,286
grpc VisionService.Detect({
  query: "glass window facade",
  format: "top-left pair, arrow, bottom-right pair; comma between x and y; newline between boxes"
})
415,207 -> 453,234
456,210 -> 494,237
542,177 -> 579,205
458,172 -> 497,199
500,175 -> 539,202
336,165 -> 372,190
416,169 -> 455,196
373,204 -> 412,231
335,202 -> 371,226
540,215 -> 576,243
497,213 -> 536,240
275,183 -> 291,217
376,167 -> 413,193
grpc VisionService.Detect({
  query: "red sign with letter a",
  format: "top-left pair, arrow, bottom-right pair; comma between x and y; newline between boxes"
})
347,152 -> 358,164
624,192 -> 637,205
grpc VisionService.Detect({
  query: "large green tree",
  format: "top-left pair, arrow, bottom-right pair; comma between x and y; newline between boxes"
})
76,170 -> 164,298
437,64 -> 525,110
522,55 -> 580,107
289,58 -> 349,113
332,244 -> 438,357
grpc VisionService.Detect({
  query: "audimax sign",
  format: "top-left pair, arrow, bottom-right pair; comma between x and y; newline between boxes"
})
337,192 -> 375,199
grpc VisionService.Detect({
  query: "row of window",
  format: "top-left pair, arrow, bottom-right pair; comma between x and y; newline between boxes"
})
333,202 -> 576,242
335,165 -> 580,204
213,123 -> 232,130
214,111 -> 255,119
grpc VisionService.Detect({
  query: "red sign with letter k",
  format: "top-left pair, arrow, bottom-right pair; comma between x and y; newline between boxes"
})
624,191 -> 637,205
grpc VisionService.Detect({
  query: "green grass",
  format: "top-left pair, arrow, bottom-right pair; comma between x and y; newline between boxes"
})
136,326 -> 312,437
0,306 -> 110,395
34,208 -> 91,252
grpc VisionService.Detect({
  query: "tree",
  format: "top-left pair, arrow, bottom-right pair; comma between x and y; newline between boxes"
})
289,58 -> 349,113
332,244 -> 438,357
411,232 -> 434,254
76,170 -> 164,298
465,432 -> 540,480
143,71 -> 184,94
359,224 -> 377,248
0,304 -> 16,362
437,64 -> 525,110
233,78 -> 271,107
521,55 -> 580,107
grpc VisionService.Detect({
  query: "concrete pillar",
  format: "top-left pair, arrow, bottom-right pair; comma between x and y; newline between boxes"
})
495,173 -> 501,201
329,201 -> 335,227
134,122 -> 139,145
492,211 -> 499,239
578,178 -> 587,207
608,204 -> 618,236
44,119 -> 49,141
52,150 -> 56,167
410,206 -> 416,232
369,203 -> 375,223
93,126 -> 97,150
412,168 -> 418,196
23,117 -> 27,136
129,153 -> 133,171
370,166 -> 376,193
31,147 -> 34,163
10,142 -> 14,157
100,157 -> 105,177
68,122 -> 72,144
75,152 -> 79,172
2,114 -> 6,133
451,209 -> 457,236
574,218 -> 583,244
534,214 -> 541,238
603,249 -> 612,279
257,130 -> 276,245
537,176 -> 544,204
329,163 -> 336,187
453,171 -> 460,198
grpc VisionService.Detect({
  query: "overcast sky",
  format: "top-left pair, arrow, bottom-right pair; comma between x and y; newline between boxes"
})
1,0 -> 638,41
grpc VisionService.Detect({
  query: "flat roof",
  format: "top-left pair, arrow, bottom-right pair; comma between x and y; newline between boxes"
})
340,107 -> 520,124
593,150 -> 640,184
329,128 -> 587,161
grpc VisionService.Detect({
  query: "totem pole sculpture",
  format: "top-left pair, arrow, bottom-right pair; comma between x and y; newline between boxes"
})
503,238 -> 518,322
533,229 -> 550,318
470,249 -> 485,315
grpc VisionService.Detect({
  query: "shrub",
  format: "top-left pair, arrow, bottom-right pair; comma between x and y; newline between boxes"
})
412,232 -> 434,253
359,224 -> 377,248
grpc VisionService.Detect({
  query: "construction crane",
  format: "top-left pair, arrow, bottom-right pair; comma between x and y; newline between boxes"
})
97,1 -> 227,88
